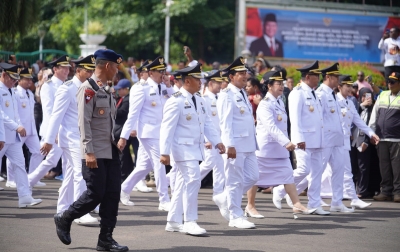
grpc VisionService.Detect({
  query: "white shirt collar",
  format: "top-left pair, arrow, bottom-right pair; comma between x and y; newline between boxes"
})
179,87 -> 194,98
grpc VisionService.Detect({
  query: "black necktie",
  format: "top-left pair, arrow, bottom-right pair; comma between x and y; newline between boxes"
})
215,95 -> 218,100
346,100 -> 348,104
277,99 -> 281,105
332,91 -> 336,101
26,91 -> 30,99
158,84 -> 161,95
8,88 -> 12,96
311,90 -> 316,99
192,95 -> 197,110
239,90 -> 246,101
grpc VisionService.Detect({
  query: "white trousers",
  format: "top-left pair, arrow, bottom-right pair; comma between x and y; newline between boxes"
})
6,135 -> 44,182
0,142 -> 31,197
57,146 -> 87,213
199,147 -> 225,196
28,139 -> 63,187
321,151 -> 358,200
275,148 -> 323,209
223,152 -> 259,220
121,138 -> 170,203
167,160 -> 200,223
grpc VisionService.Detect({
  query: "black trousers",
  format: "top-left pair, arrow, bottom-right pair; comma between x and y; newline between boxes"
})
352,144 -> 373,197
377,141 -> 400,196
120,137 -> 139,183
67,145 -> 121,228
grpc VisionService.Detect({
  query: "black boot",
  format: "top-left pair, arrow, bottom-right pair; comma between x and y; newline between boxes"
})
96,226 -> 129,251
54,211 -> 73,245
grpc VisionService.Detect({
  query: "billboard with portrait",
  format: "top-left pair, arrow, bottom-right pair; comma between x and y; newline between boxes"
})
246,7 -> 400,63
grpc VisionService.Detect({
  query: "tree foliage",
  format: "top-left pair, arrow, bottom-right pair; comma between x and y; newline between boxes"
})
2,0 -> 236,63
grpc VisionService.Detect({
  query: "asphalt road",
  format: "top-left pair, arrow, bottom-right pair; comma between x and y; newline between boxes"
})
0,180 -> 399,252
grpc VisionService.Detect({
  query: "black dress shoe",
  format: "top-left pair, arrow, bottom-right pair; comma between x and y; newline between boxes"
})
54,212 -> 72,245
97,227 -> 128,252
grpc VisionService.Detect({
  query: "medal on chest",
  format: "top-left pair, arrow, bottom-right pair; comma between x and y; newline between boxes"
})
151,101 -> 156,106
330,107 -> 335,113
5,100 -> 9,107
99,109 -> 105,115
309,105 -> 314,112
22,102 -> 26,108
277,114 -> 282,121
212,111 -> 217,116
240,106 -> 245,114
186,113 -> 192,121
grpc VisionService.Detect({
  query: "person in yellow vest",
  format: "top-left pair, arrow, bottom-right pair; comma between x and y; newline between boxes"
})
369,72 -> 400,203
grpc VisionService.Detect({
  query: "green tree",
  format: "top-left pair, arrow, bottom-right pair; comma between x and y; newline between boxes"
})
0,0 -> 40,50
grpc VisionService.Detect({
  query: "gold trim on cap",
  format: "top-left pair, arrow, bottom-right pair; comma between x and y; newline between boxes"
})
150,65 -> 166,70
325,70 -> 340,75
309,69 -> 321,74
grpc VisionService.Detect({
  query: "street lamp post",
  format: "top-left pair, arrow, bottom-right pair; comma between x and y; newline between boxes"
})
164,0 -> 173,64
38,29 -> 46,60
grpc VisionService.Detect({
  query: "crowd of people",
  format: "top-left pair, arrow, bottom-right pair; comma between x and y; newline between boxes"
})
0,43 -> 399,251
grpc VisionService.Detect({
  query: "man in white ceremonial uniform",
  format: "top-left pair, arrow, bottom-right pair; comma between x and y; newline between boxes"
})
40,55 -> 98,225
273,61 -> 328,214
0,63 -> 42,207
315,63 -> 353,213
199,70 -> 226,213
28,55 -> 70,186
6,68 -> 45,188
160,63 -> 225,235
217,57 -> 259,229
117,56 -> 174,211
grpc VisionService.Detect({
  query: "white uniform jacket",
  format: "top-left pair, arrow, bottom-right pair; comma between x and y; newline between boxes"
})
256,92 -> 290,158
39,76 -> 63,137
45,76 -> 81,147
337,93 -> 374,150
15,86 -> 36,136
160,88 -> 221,162
289,82 -> 323,148
120,77 -> 174,140
202,89 -> 220,142
217,83 -> 257,152
316,84 -> 344,148
0,81 -> 21,144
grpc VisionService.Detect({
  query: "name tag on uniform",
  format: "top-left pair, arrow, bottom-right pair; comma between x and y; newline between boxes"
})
306,97 -> 311,100
162,90 -> 168,95
97,95 -> 107,98
236,99 -> 242,102
184,106 -> 191,109
150,93 -> 156,96
211,105 -> 216,107
2,93 -> 7,96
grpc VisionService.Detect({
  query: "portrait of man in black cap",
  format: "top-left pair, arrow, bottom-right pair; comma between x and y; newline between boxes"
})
249,13 -> 284,58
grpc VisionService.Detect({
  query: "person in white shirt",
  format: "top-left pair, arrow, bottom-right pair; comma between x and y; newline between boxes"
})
246,70 -> 315,219
199,70 -> 228,218
160,63 -> 225,235
117,56 -> 174,211
378,27 -> 400,79
217,57 -> 259,229
273,61 -> 327,215
0,62 -> 42,207
40,55 -> 99,225
28,55 -> 70,187
6,68 -> 45,188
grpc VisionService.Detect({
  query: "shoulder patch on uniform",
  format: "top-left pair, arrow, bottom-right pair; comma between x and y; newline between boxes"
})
263,96 -> 270,101
85,88 -> 96,103
63,80 -> 73,86
172,91 -> 182,97
195,92 -> 201,97
316,87 -> 322,92
45,79 -> 52,83
294,84 -> 301,90
141,81 -> 149,86
222,87 -> 231,93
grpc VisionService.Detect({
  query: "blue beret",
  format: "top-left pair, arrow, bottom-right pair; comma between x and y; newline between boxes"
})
94,49 -> 123,64
115,79 -> 131,90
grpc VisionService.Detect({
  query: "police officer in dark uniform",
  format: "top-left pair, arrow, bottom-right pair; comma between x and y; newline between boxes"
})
53,49 -> 128,252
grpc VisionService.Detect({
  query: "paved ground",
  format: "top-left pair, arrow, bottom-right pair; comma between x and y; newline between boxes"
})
0,180 -> 399,252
